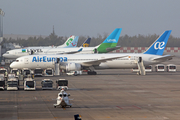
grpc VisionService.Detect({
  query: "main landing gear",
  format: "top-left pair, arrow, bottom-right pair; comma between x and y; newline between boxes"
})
87,71 -> 97,75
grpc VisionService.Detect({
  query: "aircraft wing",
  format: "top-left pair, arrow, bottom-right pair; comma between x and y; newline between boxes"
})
152,55 -> 174,61
106,46 -> 121,52
57,48 -> 83,54
81,56 -> 127,66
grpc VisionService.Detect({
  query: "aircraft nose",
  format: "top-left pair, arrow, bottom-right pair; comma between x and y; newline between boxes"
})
10,62 -> 16,68
2,53 -> 7,58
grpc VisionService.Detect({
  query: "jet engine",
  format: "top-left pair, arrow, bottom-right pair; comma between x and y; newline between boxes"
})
66,63 -> 81,71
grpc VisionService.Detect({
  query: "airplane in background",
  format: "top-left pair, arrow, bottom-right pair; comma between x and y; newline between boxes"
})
81,38 -> 91,47
2,35 -> 79,59
3,28 -> 122,59
10,30 -> 173,75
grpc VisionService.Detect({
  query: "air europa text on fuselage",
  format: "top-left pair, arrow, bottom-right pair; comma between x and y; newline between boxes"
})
32,56 -> 67,62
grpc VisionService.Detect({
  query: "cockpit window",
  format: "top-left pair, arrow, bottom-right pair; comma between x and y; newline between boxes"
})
16,60 -> 19,62
6,52 -> 9,54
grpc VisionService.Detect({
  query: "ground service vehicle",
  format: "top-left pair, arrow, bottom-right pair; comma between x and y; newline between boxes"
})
0,74 -> 5,90
145,65 -> 152,72
41,79 -> 53,90
0,68 -> 8,77
167,64 -> 176,72
44,68 -> 54,76
24,77 -> 36,90
34,68 -> 43,77
56,79 -> 68,90
132,67 -> 139,72
22,68 -> 31,76
155,64 -> 165,72
66,71 -> 82,76
7,77 -> 19,90
10,69 -> 20,77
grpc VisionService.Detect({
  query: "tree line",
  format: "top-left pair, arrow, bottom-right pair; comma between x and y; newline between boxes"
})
2,32 -> 180,47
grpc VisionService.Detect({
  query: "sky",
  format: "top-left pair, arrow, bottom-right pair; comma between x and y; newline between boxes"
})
1,0 -> 180,38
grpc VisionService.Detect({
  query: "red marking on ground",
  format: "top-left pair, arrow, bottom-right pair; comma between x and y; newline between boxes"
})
132,105 -> 141,109
116,106 -> 123,109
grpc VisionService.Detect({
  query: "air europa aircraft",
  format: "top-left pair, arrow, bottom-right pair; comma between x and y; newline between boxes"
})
2,35 -> 79,59
10,30 -> 173,75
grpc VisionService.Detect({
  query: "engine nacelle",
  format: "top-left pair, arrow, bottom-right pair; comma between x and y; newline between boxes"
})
66,63 -> 81,71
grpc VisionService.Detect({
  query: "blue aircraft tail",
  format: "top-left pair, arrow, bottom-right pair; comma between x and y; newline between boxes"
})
82,38 -> 91,47
65,36 -> 79,48
96,28 -> 122,53
143,30 -> 172,55
102,28 -> 122,44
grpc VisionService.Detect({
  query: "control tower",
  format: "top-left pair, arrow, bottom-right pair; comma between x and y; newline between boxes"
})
0,9 -> 5,43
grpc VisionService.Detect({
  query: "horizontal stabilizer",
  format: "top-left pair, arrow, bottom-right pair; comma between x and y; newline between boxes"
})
106,46 -> 121,52
57,48 -> 83,54
152,55 -> 174,61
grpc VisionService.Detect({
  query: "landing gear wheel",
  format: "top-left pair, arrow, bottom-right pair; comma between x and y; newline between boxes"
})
87,71 -> 97,75
70,106 -> 72,108
54,106 -> 56,108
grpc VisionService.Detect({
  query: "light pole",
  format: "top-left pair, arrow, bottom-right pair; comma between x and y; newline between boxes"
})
0,8 -> 5,43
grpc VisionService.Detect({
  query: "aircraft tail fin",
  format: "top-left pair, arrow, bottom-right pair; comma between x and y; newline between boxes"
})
58,35 -> 78,48
143,30 -> 172,55
97,28 -> 122,53
65,36 -> 79,47
82,38 -> 91,47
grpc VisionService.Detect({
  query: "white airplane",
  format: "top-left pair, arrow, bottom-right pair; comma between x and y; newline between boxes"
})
53,88 -> 72,108
10,30 -> 173,75
2,35 -> 79,59
3,28 -> 122,59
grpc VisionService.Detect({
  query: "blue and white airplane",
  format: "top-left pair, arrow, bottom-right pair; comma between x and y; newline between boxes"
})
2,35 -> 79,59
10,30 -> 173,75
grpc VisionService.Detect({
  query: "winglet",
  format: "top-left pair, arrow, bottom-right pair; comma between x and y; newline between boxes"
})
78,48 -> 83,52
143,30 -> 172,55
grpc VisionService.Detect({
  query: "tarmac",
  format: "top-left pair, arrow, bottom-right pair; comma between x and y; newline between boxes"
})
0,57 -> 180,120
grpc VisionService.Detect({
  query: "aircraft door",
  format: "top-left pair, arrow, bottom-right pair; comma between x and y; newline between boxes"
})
24,58 -> 29,64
